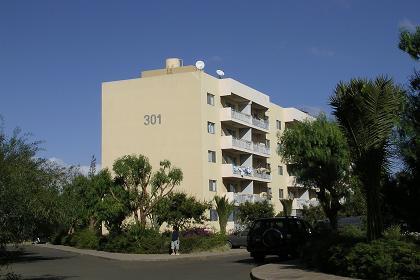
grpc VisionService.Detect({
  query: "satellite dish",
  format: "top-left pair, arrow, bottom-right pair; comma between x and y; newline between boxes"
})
216,69 -> 225,78
195,60 -> 205,70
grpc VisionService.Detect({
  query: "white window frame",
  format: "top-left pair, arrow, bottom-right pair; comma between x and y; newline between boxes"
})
276,120 -> 282,130
210,209 -> 218,221
209,180 -> 217,192
207,93 -> 215,106
207,122 -> 215,134
279,189 -> 284,199
208,150 -> 216,163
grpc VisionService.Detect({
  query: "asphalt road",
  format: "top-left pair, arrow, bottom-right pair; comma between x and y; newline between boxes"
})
3,245 -> 262,280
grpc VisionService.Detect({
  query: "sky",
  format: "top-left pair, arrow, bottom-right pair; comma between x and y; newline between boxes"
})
0,0 -> 419,170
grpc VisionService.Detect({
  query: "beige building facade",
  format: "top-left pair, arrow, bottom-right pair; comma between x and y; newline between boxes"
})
102,58 -> 316,230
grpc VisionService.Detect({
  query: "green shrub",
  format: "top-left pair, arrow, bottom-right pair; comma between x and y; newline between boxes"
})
71,229 -> 99,249
303,229 -> 420,280
383,225 -> 402,240
338,225 -> 365,240
180,234 -> 227,253
345,239 -> 420,280
56,224 -> 227,254
99,234 -> 135,253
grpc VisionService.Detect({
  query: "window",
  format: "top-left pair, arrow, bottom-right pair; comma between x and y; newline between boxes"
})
268,187 -> 272,200
209,180 -> 217,192
208,150 -> 216,163
207,93 -> 215,105
277,142 -> 281,152
210,209 -> 218,221
276,120 -> 282,130
228,211 -> 234,222
278,165 -> 283,175
207,122 -> 215,134
279,189 -> 284,199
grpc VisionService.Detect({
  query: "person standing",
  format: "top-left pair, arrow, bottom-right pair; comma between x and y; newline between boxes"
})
171,226 -> 180,255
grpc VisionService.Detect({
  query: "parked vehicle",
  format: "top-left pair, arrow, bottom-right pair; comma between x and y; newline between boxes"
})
227,229 -> 249,248
247,217 -> 312,261
32,236 -> 47,244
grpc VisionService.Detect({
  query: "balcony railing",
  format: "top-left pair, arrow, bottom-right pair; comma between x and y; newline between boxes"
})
232,166 -> 271,181
293,198 -> 319,209
233,193 -> 266,204
252,117 -> 269,130
231,109 -> 251,123
232,165 -> 253,177
253,143 -> 270,155
253,170 -> 271,180
232,137 -> 252,151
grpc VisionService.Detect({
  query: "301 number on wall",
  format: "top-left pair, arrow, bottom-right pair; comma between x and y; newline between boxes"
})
144,114 -> 162,125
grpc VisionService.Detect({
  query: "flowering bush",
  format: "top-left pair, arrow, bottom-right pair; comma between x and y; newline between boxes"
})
181,227 -> 213,238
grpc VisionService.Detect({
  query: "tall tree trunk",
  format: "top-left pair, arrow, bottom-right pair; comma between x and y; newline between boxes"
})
139,208 -> 147,228
363,171 -> 383,240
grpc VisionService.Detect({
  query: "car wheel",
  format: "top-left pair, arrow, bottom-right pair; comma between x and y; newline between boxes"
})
227,241 -> 233,249
262,228 -> 284,248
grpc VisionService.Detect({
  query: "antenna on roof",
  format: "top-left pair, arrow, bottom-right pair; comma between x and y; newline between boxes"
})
216,69 -> 225,79
195,60 -> 205,70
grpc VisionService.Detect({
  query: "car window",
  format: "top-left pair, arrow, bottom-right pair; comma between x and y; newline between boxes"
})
241,230 -> 249,236
272,220 -> 285,230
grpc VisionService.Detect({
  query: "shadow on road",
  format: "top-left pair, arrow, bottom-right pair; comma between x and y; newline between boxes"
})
24,275 -> 77,280
1,249 -> 73,265
234,255 -> 299,267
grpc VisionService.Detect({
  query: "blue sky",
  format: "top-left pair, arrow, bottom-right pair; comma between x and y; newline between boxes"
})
0,0 -> 418,169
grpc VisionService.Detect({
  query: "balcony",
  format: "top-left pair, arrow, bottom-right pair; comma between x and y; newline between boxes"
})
222,164 -> 271,182
252,117 -> 269,130
253,170 -> 271,181
252,143 -> 270,155
232,109 -> 252,123
221,136 -> 270,157
292,198 -> 319,209
226,192 -> 267,205
222,164 -> 253,179
220,108 -> 269,132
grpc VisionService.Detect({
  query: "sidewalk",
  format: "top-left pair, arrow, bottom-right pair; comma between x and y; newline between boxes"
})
38,244 -> 248,262
251,262 -> 356,280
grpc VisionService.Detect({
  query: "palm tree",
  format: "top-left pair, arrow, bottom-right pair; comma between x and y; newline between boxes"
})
214,195 -> 235,235
280,199 -> 293,217
330,76 -> 404,240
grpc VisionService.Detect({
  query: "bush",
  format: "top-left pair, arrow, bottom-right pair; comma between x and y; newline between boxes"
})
302,228 -> 420,280
180,234 -> 227,253
345,239 -> 420,280
181,227 -> 212,238
56,224 -> 226,254
383,225 -> 402,240
71,229 -> 99,249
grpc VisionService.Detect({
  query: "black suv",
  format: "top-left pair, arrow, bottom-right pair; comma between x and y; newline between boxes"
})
247,217 -> 312,260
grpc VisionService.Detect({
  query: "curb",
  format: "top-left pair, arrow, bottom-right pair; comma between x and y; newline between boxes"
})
34,244 -> 248,262
250,263 -> 357,280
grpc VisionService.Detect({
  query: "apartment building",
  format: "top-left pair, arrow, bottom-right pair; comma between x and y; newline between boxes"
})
102,58 -> 317,229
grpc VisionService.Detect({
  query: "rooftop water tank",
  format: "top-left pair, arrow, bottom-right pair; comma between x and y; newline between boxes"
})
165,58 -> 182,69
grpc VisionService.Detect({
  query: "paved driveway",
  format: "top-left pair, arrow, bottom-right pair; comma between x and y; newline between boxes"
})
3,245 -> 257,280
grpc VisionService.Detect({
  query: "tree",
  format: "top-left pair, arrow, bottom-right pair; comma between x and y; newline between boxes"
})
388,35 -> 420,230
330,76 -> 405,240
237,201 -> 274,226
214,195 -> 235,234
150,192 -> 209,229
280,199 -> 293,217
279,115 -> 351,229
301,205 -> 327,226
0,127 -> 72,247
399,26 -> 420,60
112,155 -> 183,227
